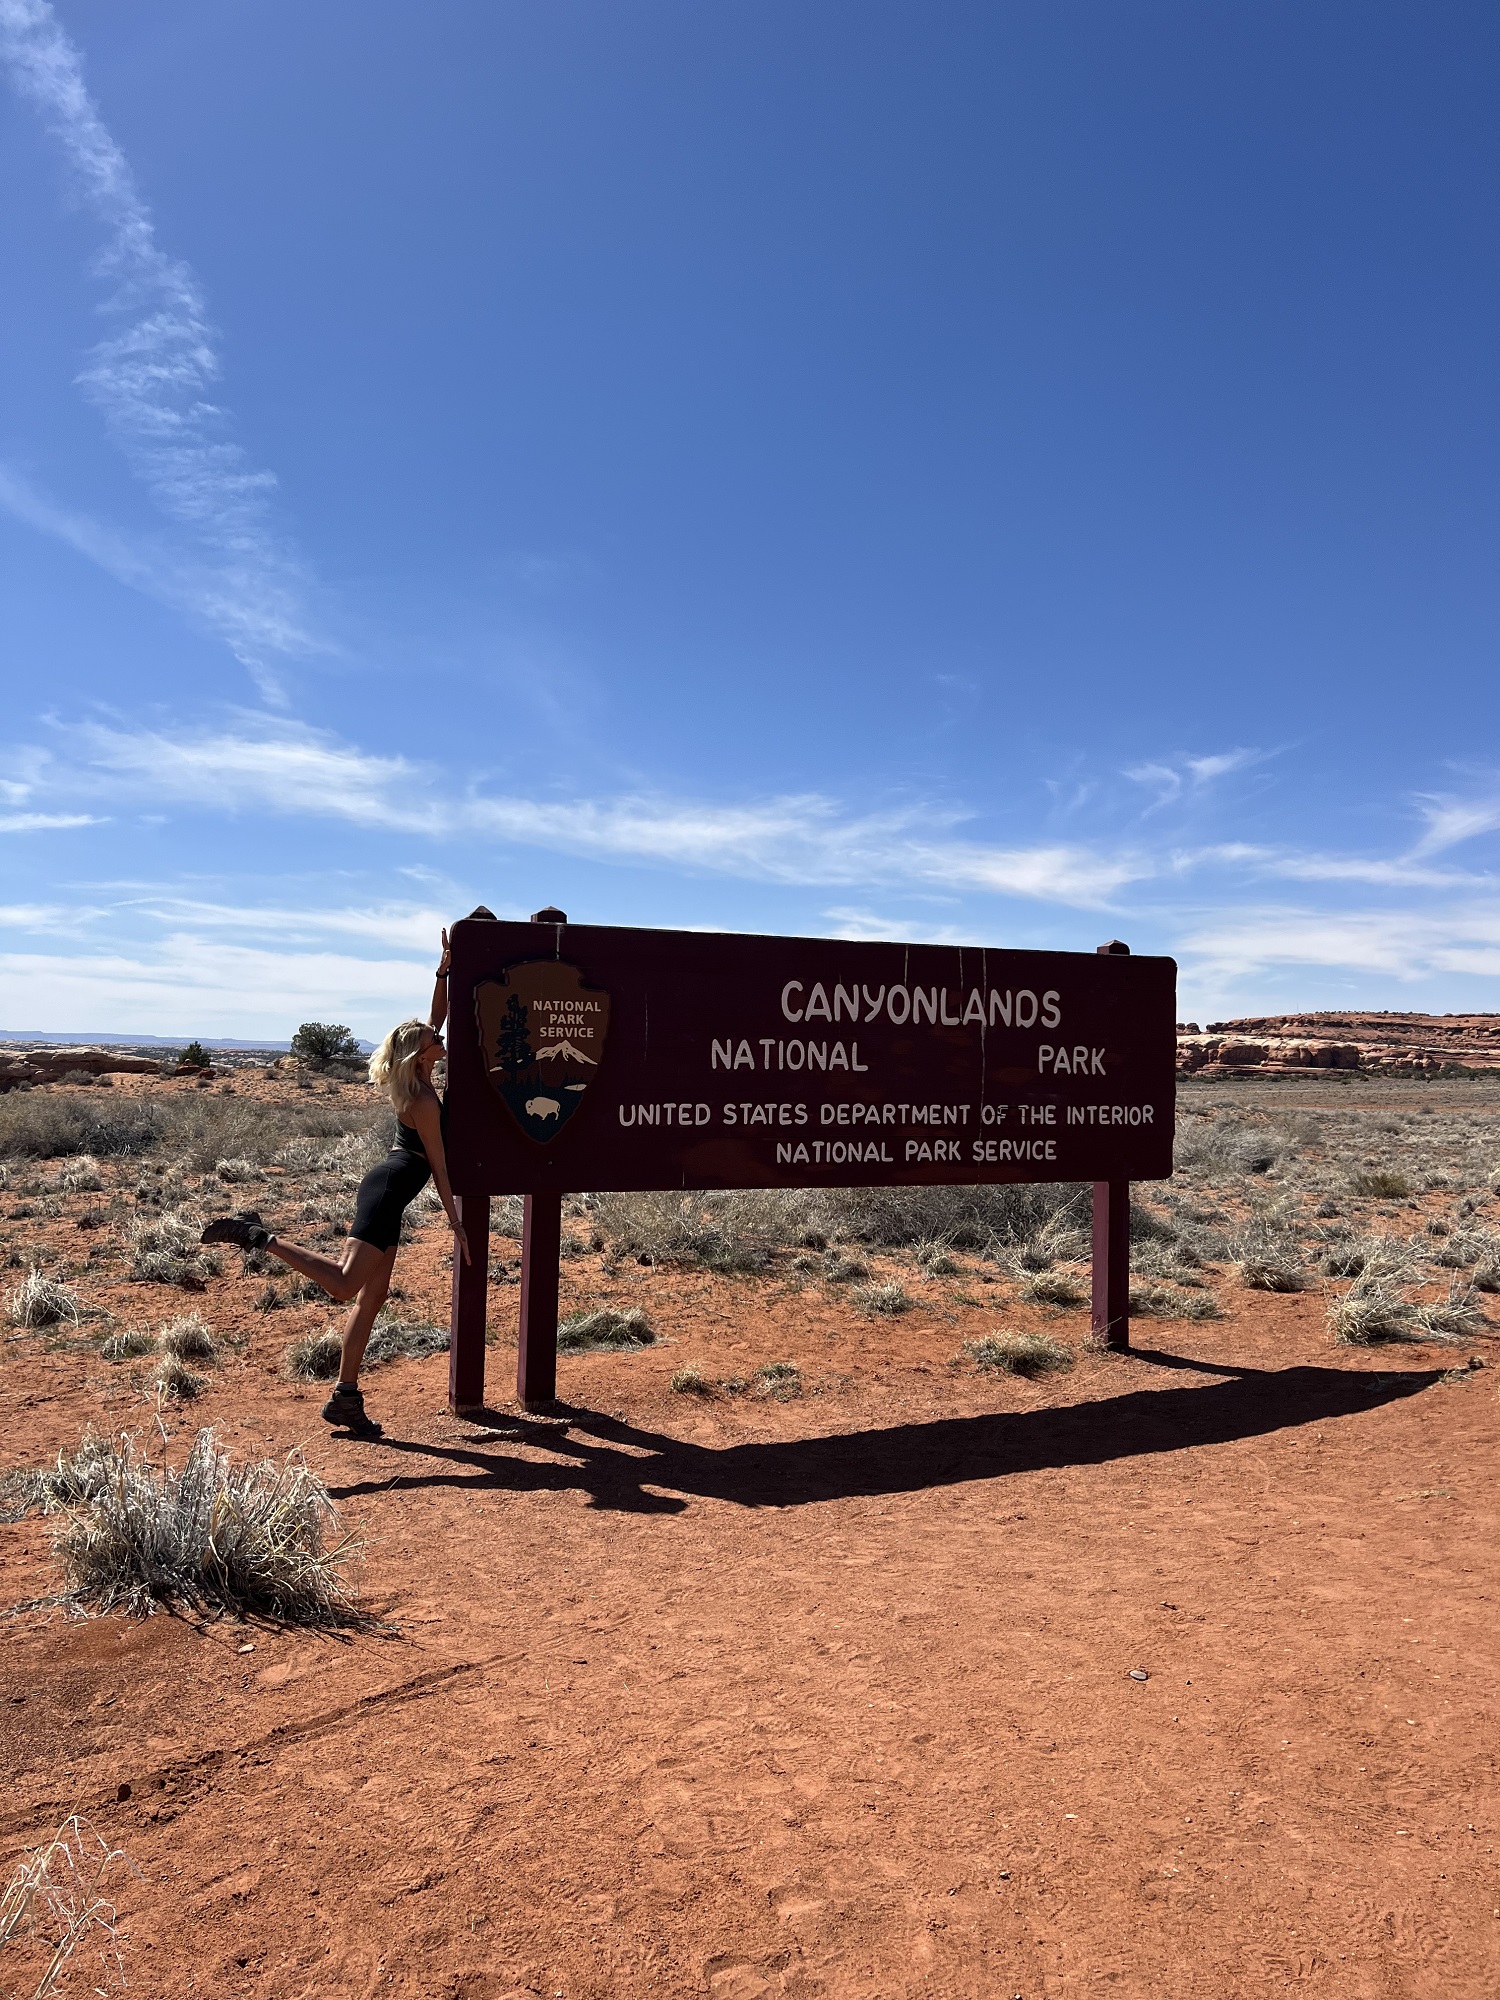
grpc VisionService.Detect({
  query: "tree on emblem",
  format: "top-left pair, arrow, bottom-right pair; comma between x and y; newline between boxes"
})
495,993 -> 534,1081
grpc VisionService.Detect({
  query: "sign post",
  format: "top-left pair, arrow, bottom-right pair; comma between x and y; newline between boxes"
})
444,917 -> 1176,1411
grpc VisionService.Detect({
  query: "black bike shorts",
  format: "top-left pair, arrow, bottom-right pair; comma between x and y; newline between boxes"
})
350,1149 -> 432,1253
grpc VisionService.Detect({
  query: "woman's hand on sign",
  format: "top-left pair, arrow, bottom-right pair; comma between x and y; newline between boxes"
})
437,927 -> 452,976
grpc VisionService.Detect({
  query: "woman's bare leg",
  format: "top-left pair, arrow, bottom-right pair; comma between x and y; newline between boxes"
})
265,1234 -> 384,1303
338,1248 -> 398,1385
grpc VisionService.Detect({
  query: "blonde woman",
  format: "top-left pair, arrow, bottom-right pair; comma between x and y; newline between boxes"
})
202,934 -> 468,1438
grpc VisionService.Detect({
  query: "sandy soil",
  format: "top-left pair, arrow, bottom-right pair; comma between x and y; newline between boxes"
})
2,1085 -> 1499,1997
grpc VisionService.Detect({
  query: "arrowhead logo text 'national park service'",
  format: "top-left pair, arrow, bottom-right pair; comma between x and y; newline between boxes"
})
476,960 -> 610,1144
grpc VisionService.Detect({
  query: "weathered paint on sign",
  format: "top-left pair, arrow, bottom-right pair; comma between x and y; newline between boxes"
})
445,919 -> 1177,1195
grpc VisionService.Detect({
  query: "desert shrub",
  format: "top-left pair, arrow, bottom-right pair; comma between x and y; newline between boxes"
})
822,1250 -> 871,1283
214,1157 -> 261,1184
1233,1233 -> 1308,1292
128,1209 -> 217,1289
7,1267 -> 81,1329
290,1022 -> 362,1066
557,1307 -> 655,1352
100,1327 -> 155,1363
592,1189 -> 795,1270
156,1314 -> 216,1361
1130,1237 -> 1208,1286
1412,1282 -> 1490,1340
176,1040 -> 212,1069
1173,1117 -> 1286,1177
753,1361 -> 802,1400
963,1332 -> 1073,1377
284,1330 -> 343,1380
670,1366 -> 710,1395
1349,1169 -> 1411,1199
852,1281 -> 910,1315
42,1427 -> 359,1621
364,1313 -> 449,1364
54,1153 -> 105,1194
1472,1254 -> 1500,1294
820,1181 -> 1087,1250
1130,1284 -> 1222,1320
253,1281 -> 283,1312
153,1354 -> 208,1401
0,1091 -> 163,1160
1019,1269 -> 1086,1308
914,1241 -> 961,1275
1328,1270 -> 1436,1345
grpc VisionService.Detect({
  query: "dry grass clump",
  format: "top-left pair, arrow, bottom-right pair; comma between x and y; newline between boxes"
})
128,1208 -> 218,1289
852,1281 -> 910,1315
557,1307 -> 655,1352
962,1331 -> 1073,1377
365,1313 -> 448,1364
156,1313 -> 217,1360
592,1189 -> 793,1271
1323,1252 -> 1484,1343
284,1330 -> 343,1380
1348,1168 -> 1411,1199
53,1153 -> 106,1194
670,1365 -> 710,1395
214,1157 -> 261,1183
6,1267 -> 80,1329
1232,1233 -> 1309,1292
1018,1269 -> 1086,1308
152,1353 -> 209,1401
0,1813 -> 134,1997
1173,1116 -> 1286,1176
1130,1283 -> 1222,1320
914,1240 -> 961,1275
41,1427 -> 360,1621
100,1327 -> 155,1363
753,1361 -> 802,1400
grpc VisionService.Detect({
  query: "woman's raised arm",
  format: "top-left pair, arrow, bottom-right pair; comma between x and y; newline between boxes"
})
430,927 -> 451,1032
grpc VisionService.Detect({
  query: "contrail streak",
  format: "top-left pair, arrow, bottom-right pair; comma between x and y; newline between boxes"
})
0,0 -> 320,695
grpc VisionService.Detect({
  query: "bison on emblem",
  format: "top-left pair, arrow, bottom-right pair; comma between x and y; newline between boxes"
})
476,960 -> 609,1144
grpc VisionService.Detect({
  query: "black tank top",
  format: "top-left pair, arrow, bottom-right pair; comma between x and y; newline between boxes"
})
393,1094 -> 446,1161
393,1117 -> 428,1161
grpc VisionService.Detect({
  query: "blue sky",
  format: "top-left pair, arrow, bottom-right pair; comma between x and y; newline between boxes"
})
2,0 -> 1498,1041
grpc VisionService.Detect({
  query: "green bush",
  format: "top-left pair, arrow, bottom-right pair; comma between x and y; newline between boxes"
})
290,1023 -> 363,1067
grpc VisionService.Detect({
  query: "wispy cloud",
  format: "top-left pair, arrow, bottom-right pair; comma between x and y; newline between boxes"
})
0,0 -> 319,696
1409,788 -> 1500,859
1179,902 -> 1500,985
1125,747 -> 1263,810
49,720 -> 1146,907
0,811 -> 98,833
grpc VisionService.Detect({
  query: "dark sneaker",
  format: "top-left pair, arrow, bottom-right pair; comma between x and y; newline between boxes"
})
201,1210 -> 271,1250
321,1386 -> 384,1438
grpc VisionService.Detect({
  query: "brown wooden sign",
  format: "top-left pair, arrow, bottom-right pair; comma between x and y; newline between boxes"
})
445,918 -> 1176,1195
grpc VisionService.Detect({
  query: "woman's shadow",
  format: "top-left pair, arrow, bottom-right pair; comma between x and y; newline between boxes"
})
326,1351 -> 1443,1516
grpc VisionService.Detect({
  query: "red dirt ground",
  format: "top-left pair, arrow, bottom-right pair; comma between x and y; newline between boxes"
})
3,1133 -> 1499,1995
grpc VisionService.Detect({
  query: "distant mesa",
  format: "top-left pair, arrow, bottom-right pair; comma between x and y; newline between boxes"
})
1177,1011 -> 1500,1078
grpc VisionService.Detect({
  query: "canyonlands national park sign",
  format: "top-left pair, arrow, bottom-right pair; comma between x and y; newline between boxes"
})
445,918 -> 1177,1195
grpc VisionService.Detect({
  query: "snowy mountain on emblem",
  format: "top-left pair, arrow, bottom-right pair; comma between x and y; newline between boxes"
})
535,1040 -> 598,1067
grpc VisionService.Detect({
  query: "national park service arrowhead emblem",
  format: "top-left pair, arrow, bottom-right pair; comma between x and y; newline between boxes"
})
475,960 -> 610,1144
